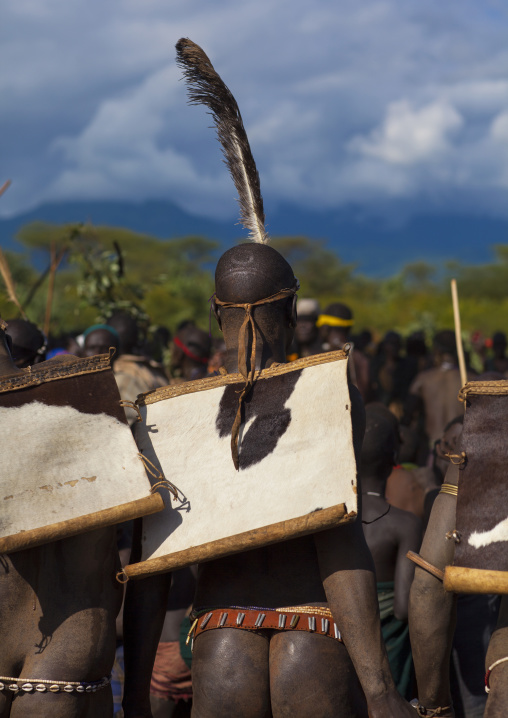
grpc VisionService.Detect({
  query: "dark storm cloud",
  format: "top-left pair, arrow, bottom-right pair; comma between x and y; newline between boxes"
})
1,0 -> 507,219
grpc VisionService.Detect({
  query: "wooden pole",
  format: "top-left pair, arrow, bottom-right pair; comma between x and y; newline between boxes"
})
0,493 -> 164,555
445,566 -> 508,595
124,503 -> 351,579
43,244 -> 66,339
0,180 -> 11,199
451,279 -> 467,389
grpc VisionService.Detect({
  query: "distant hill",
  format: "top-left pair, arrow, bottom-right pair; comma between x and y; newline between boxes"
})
0,199 -> 506,275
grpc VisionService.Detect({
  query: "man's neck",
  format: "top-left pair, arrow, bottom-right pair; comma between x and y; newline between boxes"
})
360,473 -> 388,498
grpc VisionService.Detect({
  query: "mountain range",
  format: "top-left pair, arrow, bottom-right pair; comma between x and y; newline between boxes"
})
0,200 -> 506,276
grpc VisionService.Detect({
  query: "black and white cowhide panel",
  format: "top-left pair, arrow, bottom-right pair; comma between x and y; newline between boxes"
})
216,368 -> 302,470
454,392 -> 508,573
0,354 -> 153,543
135,352 -> 358,570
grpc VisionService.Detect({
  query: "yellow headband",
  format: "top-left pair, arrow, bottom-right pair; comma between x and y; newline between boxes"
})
316,314 -> 354,329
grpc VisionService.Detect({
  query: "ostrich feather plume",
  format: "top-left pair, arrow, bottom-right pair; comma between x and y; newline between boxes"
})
176,38 -> 269,244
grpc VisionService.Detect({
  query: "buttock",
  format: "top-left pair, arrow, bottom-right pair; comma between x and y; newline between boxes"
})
189,606 -> 343,646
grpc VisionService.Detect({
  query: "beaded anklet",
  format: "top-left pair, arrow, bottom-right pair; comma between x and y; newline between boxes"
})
410,699 -> 452,716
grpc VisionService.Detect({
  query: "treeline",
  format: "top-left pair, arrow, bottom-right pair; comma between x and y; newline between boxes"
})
2,221 -> 508,342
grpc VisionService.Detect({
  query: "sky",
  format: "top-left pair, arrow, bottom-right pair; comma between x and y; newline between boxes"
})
1,0 -> 507,224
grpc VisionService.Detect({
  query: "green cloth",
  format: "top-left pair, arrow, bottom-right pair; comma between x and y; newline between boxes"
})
378,581 -> 413,700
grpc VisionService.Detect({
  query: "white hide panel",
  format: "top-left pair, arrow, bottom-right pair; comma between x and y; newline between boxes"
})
137,355 -> 357,564
0,401 -> 151,536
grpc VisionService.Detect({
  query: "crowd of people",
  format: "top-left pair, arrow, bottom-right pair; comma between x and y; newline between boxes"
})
2,293 -> 507,718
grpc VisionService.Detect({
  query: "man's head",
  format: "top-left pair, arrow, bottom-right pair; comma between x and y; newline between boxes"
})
0,318 -> 17,373
381,331 -> 402,359
82,324 -> 120,357
171,325 -> 212,381
361,404 -> 400,480
295,298 -> 320,347
432,330 -> 457,366
213,243 -> 298,355
492,331 -> 507,358
318,302 -> 354,350
5,319 -> 47,368
107,312 -> 140,355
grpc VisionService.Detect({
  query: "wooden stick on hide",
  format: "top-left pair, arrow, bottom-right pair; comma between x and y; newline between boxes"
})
451,279 -> 467,391
445,566 -> 508,595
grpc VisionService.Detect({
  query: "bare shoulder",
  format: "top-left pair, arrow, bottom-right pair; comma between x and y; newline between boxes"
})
410,367 -> 437,393
389,504 -> 423,537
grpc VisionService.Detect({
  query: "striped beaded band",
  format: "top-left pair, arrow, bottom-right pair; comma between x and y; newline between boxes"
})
485,656 -> 508,693
276,605 -> 333,619
0,675 -> 111,695
439,483 -> 458,497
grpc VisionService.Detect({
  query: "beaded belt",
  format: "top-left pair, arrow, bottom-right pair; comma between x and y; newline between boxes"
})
189,606 -> 342,644
0,675 -> 111,695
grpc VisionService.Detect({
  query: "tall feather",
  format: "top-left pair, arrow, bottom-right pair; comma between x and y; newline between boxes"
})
0,249 -> 27,319
176,38 -> 269,244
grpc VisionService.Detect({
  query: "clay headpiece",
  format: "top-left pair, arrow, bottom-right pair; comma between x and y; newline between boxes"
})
176,38 -> 299,469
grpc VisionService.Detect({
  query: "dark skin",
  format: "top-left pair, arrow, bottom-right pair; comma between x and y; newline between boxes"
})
170,327 -> 210,382
82,328 -> 119,358
320,324 -> 370,402
123,247 -> 414,718
385,466 -> 438,519
150,568 -> 196,718
361,460 -> 421,621
406,348 -> 471,448
408,462 -> 459,718
409,455 -> 508,718
5,319 -> 45,368
0,329 -> 123,717
294,315 -> 322,358
484,596 -> 508,718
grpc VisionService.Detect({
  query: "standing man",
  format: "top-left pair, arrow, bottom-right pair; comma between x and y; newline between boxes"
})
122,38 -> 414,718
318,303 -> 370,400
294,298 -> 322,358
0,320 -> 124,718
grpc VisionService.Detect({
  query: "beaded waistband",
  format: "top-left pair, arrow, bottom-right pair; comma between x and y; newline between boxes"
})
0,675 -> 111,695
188,606 -> 341,648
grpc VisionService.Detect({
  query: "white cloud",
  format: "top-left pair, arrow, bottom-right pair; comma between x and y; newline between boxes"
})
348,100 -> 464,165
0,0 -> 507,220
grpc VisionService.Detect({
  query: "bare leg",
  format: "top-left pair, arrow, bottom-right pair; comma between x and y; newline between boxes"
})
409,466 -> 458,716
151,694 -> 177,717
191,629 -> 270,718
0,693 -> 13,718
269,631 -> 367,718
485,596 -> 508,718
9,689 -> 113,718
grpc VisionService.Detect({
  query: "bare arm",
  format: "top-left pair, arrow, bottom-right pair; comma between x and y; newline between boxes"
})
409,463 -> 459,715
313,384 -> 413,716
394,513 -> 422,622
315,523 -> 414,716
122,519 -> 172,718
485,596 -> 508,718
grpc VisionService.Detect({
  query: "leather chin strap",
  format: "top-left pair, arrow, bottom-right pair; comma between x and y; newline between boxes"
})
214,286 -> 297,470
